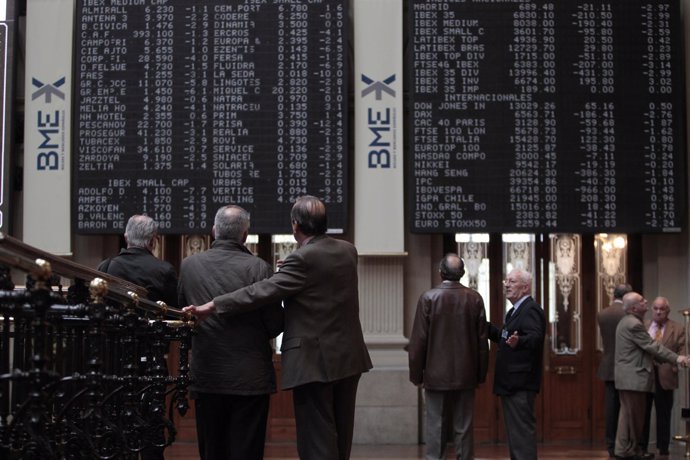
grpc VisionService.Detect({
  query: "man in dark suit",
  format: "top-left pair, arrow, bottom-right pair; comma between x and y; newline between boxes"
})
97,214 -> 178,308
97,214 -> 178,460
178,205 -> 283,460
614,292 -> 687,460
641,296 -> 686,458
183,195 -> 373,460
488,268 -> 545,460
597,283 -> 632,458
408,253 -> 488,460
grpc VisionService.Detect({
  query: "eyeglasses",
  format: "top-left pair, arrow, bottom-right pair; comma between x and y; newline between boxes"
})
503,278 -> 521,285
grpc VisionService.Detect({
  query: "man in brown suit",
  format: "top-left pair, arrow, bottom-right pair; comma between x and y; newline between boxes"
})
641,296 -> 686,457
597,283 -> 632,458
408,254 -> 488,460
183,195 -> 373,460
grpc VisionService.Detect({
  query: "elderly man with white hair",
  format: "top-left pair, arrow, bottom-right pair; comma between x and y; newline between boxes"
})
614,292 -> 688,460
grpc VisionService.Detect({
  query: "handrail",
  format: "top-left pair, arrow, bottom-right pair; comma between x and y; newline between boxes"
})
0,233 -> 189,320
0,234 -> 193,458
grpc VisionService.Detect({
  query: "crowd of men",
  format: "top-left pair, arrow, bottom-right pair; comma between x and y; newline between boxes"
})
598,286 -> 687,460
99,197 -> 688,460
99,197 -> 371,460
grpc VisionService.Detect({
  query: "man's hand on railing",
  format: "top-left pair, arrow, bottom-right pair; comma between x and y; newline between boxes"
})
182,301 -> 216,323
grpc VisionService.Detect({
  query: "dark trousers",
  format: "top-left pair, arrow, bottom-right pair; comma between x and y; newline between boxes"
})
501,390 -> 537,460
194,392 -> 270,460
292,374 -> 361,460
641,373 -> 675,454
604,380 -> 620,456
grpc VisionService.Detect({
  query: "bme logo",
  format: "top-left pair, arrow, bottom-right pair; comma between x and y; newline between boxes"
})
361,74 -> 396,169
31,77 -> 65,171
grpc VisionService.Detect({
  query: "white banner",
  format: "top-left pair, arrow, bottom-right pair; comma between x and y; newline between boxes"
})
23,0 -> 73,254
353,0 -> 404,255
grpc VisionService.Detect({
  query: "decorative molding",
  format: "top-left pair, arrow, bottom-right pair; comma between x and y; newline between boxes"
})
180,235 -> 210,259
550,234 -> 582,355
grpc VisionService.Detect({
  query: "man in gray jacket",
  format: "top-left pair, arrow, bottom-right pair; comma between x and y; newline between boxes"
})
408,253 -> 488,460
183,196 -> 372,460
614,291 -> 688,460
178,205 -> 283,460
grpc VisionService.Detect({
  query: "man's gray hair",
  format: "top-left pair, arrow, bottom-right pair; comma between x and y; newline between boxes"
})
125,215 -> 158,248
653,296 -> 670,311
510,267 -> 533,286
214,205 -> 250,241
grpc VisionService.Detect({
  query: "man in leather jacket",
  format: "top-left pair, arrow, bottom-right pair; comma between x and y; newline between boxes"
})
408,253 -> 488,460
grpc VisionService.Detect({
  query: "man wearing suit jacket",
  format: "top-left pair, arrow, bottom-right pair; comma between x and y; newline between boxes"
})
98,214 -> 177,460
640,297 -> 686,457
97,214 -> 178,309
488,268 -> 546,460
597,283 -> 632,458
614,292 -> 688,460
183,195 -> 373,460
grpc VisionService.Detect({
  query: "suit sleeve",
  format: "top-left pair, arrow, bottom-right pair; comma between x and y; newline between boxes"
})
215,252 -> 307,316
675,322 -> 686,355
514,303 -> 546,350
632,321 -> 679,364
96,258 -> 111,273
487,320 -> 502,343
408,295 -> 430,386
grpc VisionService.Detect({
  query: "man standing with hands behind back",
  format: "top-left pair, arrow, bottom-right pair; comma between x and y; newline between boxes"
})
488,268 -> 545,460
183,195 -> 372,460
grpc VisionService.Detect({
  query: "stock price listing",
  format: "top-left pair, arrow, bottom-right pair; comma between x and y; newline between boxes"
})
410,0 -> 685,233
74,0 -> 347,234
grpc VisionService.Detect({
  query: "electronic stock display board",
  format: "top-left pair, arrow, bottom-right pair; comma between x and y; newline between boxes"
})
74,0 -> 347,234
410,0 -> 686,233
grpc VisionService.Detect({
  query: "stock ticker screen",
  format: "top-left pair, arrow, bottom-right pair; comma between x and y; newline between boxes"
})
409,0 -> 686,233
74,0 -> 348,234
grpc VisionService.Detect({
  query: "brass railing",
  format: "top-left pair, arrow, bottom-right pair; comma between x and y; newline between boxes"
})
0,234 -> 193,459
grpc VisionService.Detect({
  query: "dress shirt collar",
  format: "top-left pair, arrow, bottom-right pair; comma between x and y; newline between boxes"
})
648,320 -> 666,336
511,295 -> 529,312
299,235 -> 316,247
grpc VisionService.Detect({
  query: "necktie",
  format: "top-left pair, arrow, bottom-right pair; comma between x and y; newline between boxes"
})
655,326 -> 662,342
505,308 -> 514,323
